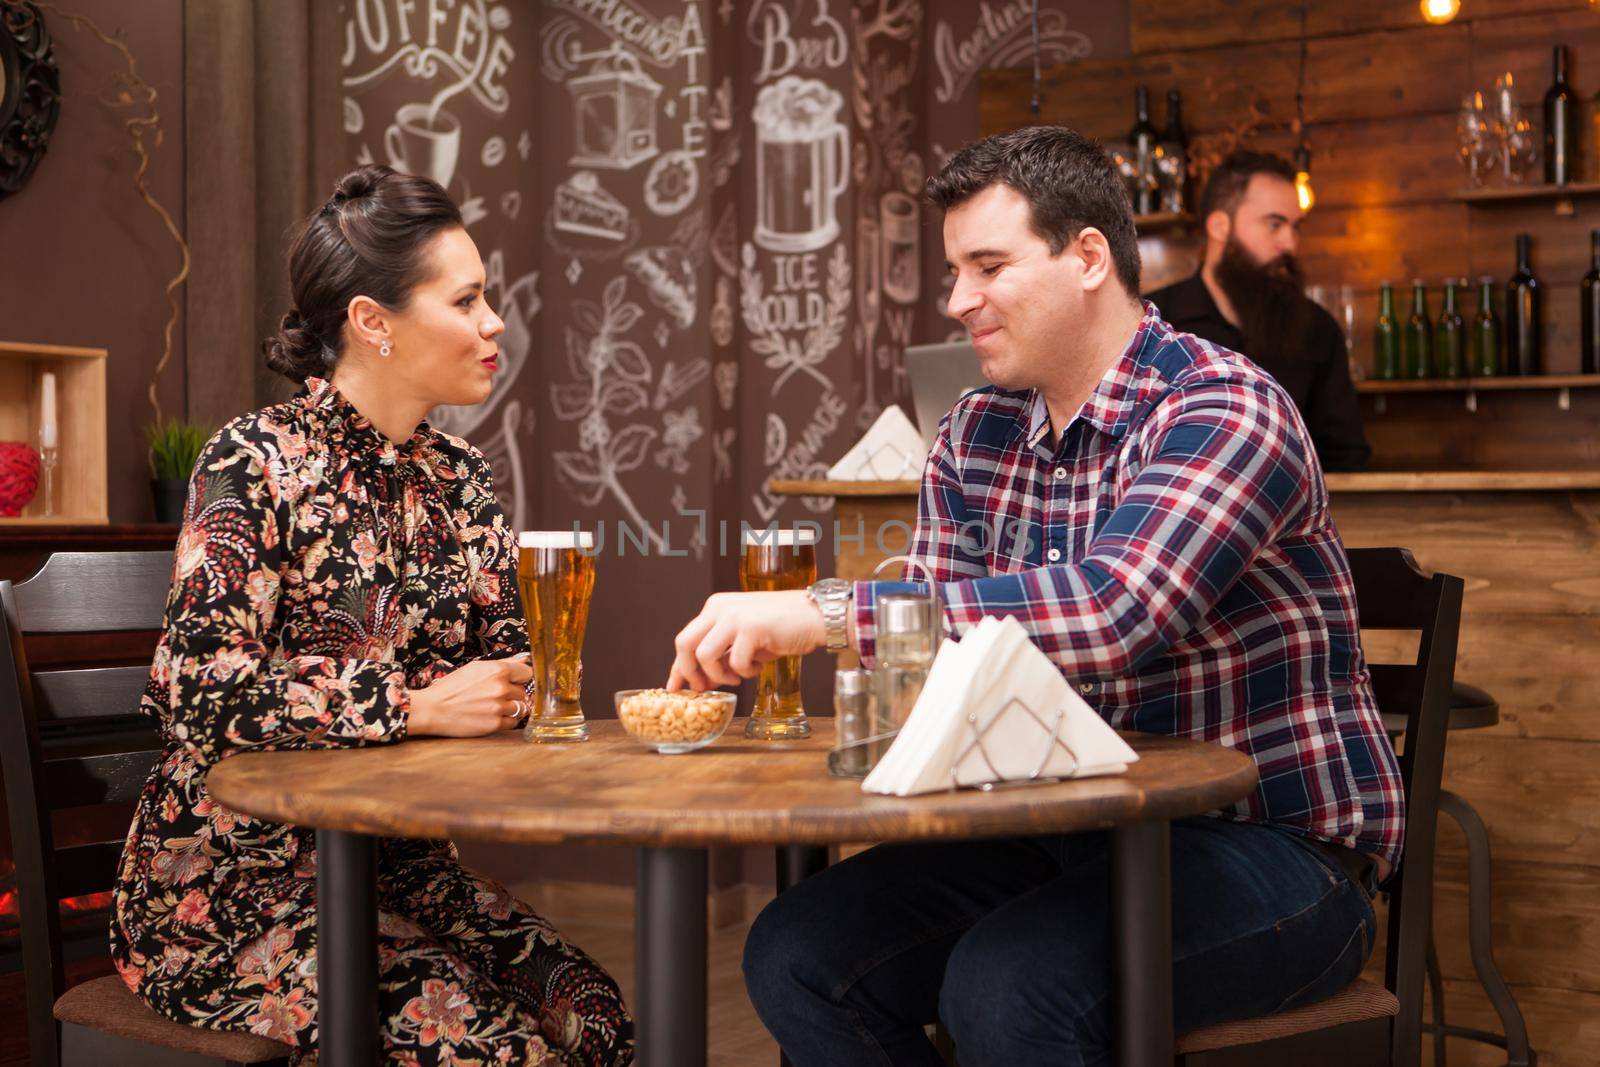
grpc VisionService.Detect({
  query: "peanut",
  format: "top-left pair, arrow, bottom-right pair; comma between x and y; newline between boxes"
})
619,689 -> 732,745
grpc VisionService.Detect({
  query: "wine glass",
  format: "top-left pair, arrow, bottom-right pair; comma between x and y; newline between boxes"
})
1456,92 -> 1494,188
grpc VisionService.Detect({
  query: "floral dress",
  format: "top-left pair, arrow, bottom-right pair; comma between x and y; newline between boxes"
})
110,378 -> 634,1065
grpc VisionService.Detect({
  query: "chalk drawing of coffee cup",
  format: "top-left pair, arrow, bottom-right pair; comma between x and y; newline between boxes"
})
385,102 -> 461,190
752,76 -> 849,254
880,191 -> 920,304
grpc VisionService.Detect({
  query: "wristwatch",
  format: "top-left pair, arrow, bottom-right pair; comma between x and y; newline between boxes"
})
807,577 -> 853,652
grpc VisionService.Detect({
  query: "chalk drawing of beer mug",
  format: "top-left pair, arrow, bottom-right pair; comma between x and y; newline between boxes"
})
385,102 -> 461,190
752,76 -> 850,254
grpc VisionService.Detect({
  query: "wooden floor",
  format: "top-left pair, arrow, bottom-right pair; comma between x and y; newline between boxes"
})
543,892 -> 780,1067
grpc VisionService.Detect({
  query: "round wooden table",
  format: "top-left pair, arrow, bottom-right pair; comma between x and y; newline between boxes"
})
207,719 -> 1257,1067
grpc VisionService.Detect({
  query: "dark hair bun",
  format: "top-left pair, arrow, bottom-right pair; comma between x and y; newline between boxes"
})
329,164 -> 390,206
265,164 -> 462,384
262,308 -> 326,384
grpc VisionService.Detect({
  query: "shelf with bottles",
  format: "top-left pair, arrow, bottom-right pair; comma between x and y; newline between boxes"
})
1133,211 -> 1195,234
1451,182 -> 1600,216
1358,372 -> 1600,413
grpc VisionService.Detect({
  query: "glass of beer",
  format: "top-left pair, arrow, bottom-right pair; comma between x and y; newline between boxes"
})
518,531 -> 596,742
740,527 -> 818,739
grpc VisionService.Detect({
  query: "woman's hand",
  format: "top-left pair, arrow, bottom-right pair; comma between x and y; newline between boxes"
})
406,654 -> 534,737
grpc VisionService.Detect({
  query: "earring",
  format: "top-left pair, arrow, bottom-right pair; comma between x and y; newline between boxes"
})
379,339 -> 392,358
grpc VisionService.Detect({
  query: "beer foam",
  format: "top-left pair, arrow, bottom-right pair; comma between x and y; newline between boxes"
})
520,531 -> 596,549
752,75 -> 843,142
742,526 -> 821,547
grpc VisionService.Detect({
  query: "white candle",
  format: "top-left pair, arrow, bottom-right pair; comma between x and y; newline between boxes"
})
39,372 -> 57,450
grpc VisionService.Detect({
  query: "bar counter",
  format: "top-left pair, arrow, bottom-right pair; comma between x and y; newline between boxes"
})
773,471 -> 1600,1040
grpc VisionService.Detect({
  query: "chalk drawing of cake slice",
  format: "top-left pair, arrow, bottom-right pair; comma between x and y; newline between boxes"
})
553,171 -> 631,241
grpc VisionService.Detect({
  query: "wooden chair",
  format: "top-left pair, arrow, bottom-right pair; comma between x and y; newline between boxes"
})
1176,547 -> 1464,1065
0,551 -> 291,1067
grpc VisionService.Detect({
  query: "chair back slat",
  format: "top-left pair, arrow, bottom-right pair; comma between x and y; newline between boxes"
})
53,841 -> 130,902
32,666 -> 151,722
11,552 -> 173,634
1365,664 -> 1423,723
1346,547 -> 1464,1067
42,750 -> 161,809
0,550 -> 176,1067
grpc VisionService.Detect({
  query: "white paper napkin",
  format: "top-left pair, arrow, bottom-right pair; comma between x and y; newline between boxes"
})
828,405 -> 929,481
862,617 -> 1139,796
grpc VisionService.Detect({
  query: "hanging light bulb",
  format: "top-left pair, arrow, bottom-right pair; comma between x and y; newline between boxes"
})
1293,145 -> 1315,212
1420,0 -> 1461,23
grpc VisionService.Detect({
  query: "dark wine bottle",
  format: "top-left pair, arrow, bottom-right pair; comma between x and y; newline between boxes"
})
1472,277 -> 1501,378
1158,89 -> 1188,214
1434,278 -> 1466,379
1403,280 -> 1433,380
1545,45 -> 1579,185
1583,230 -> 1600,375
1128,86 -> 1158,215
1506,234 -> 1543,376
1374,282 -> 1400,381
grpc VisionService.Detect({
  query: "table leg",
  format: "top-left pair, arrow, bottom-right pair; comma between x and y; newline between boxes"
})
316,829 -> 379,1066
776,845 -> 828,891
1111,820 -> 1173,1067
636,847 -> 708,1067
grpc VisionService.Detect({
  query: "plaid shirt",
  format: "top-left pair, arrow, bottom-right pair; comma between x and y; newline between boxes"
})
854,304 -> 1405,867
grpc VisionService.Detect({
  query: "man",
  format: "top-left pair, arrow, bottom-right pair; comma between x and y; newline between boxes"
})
1147,151 -> 1371,471
667,126 -> 1402,1066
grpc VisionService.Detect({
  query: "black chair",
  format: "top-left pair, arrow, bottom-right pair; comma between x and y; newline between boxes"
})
1177,547 -> 1464,1065
0,551 -> 290,1067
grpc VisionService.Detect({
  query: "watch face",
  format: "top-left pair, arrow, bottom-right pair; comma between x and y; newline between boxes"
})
814,577 -> 850,599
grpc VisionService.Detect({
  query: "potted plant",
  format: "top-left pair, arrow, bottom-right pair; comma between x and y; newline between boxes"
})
145,418 -> 209,524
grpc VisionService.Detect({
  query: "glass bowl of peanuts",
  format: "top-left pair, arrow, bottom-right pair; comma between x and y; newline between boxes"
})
614,688 -> 738,754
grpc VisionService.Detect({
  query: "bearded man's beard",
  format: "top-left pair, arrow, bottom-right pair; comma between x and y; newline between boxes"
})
1213,236 -> 1314,361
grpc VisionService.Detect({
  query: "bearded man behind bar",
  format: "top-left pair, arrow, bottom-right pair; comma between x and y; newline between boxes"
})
1147,151 -> 1371,471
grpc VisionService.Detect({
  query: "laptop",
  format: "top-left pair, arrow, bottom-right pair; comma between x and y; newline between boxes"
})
904,340 -> 989,450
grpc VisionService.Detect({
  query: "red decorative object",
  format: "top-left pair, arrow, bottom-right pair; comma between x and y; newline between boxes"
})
0,441 -> 41,517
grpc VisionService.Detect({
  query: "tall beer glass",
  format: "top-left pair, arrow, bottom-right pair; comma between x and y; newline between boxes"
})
519,531 -> 596,742
740,527 -> 818,739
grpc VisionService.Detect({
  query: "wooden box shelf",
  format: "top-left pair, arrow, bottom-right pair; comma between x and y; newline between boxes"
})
0,342 -> 108,525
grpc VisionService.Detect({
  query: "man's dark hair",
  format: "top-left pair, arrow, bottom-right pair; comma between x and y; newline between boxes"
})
926,125 -> 1141,296
1198,151 -> 1298,222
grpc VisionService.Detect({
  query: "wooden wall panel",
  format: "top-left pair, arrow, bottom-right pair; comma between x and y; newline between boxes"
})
1297,203 -> 1471,290
1422,980 -> 1600,1067
1467,200 -> 1600,285
1282,115 -> 1463,210
1468,7 -> 1600,95
1357,387 -> 1600,467
1130,0 -> 1303,54
1133,0 -> 1589,54
1430,853 -> 1600,996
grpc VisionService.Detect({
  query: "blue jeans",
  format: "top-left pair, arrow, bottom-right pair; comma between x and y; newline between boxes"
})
742,817 -> 1377,1067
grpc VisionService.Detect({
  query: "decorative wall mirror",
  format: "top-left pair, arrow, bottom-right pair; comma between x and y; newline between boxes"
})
0,2 -> 60,201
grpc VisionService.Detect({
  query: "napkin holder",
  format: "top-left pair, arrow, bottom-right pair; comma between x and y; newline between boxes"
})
827,406 -> 928,481
947,694 -> 1079,792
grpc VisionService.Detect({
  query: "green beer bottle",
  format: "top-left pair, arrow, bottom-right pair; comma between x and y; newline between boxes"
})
1403,280 -> 1433,380
1434,278 -> 1466,379
1472,276 -> 1501,377
1373,282 -> 1400,381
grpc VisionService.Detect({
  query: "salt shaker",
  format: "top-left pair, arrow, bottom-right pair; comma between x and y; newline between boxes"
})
828,668 -> 875,778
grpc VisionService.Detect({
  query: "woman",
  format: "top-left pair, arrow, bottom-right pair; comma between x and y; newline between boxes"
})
111,165 -> 634,1065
